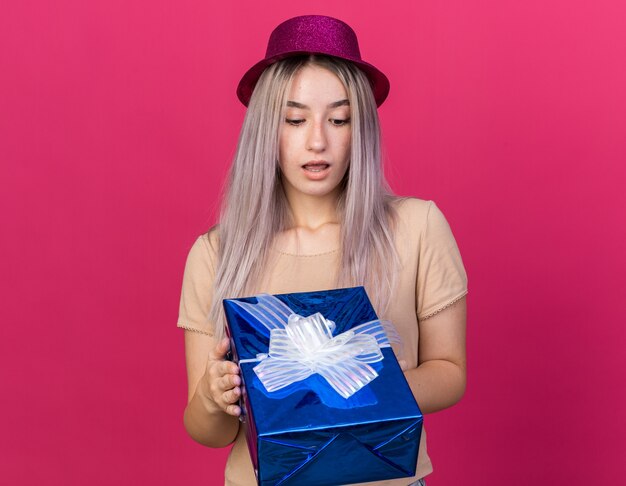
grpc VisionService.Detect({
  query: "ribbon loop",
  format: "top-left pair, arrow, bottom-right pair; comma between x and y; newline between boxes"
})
232,294 -> 399,399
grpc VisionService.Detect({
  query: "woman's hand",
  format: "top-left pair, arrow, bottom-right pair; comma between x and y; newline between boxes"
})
200,338 -> 242,417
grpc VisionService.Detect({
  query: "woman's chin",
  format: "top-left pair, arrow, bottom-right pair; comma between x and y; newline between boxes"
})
286,183 -> 342,201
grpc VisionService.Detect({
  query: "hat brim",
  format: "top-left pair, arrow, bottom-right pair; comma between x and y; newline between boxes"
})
236,51 -> 390,107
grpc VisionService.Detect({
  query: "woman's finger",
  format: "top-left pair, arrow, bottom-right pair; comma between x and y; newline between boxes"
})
208,338 -> 231,361
222,387 -> 240,405
219,360 -> 239,377
209,359 -> 234,379
219,373 -> 240,391
225,404 -> 241,417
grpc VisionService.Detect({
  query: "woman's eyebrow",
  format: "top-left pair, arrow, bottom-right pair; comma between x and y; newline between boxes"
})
329,99 -> 350,108
286,99 -> 350,109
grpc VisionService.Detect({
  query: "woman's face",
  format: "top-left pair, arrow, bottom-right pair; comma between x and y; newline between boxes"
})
278,64 -> 351,202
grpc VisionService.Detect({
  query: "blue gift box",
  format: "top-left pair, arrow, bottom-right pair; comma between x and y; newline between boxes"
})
223,287 -> 423,486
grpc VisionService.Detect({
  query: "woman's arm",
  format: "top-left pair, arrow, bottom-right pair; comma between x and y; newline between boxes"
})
182,331 -> 241,447
178,232 -> 241,446
404,295 -> 467,414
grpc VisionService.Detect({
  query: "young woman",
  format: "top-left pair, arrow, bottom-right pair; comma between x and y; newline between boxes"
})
177,15 -> 468,486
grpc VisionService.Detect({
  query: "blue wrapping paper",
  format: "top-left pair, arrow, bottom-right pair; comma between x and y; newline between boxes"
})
223,287 -> 423,486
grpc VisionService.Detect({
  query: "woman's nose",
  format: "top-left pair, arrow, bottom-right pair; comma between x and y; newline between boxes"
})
306,120 -> 327,152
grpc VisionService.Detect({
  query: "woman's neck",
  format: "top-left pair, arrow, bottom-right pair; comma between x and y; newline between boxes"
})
284,189 -> 341,231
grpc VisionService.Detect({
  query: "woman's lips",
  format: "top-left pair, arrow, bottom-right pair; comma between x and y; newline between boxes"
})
302,163 -> 330,172
302,162 -> 331,179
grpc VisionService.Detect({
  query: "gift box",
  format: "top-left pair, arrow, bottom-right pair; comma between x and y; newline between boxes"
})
223,286 -> 423,486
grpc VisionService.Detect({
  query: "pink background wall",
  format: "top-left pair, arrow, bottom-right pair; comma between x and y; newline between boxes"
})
2,1 -> 625,484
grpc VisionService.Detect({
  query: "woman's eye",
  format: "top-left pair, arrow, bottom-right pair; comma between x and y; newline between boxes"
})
286,118 -> 304,126
331,118 -> 350,126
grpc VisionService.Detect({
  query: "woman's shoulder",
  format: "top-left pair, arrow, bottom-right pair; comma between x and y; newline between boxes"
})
195,224 -> 220,247
389,196 -> 461,246
187,225 -> 220,266
389,196 -> 432,233
391,196 -> 431,214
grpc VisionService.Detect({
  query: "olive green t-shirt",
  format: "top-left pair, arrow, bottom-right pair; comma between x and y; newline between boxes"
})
177,197 -> 469,485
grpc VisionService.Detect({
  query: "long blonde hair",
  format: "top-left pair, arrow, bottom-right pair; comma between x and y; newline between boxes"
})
208,55 -> 401,340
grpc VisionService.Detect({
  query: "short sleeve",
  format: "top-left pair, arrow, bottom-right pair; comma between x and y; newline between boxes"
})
416,200 -> 468,321
177,233 -> 217,335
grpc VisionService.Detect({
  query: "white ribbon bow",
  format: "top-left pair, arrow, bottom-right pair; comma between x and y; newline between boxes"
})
234,294 -> 401,399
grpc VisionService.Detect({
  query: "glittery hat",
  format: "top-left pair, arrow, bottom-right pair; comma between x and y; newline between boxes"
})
236,15 -> 390,107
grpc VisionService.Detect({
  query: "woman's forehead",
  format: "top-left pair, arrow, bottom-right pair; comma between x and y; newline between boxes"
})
285,65 -> 349,108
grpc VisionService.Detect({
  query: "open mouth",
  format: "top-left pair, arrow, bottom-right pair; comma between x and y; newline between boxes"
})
302,163 -> 330,172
